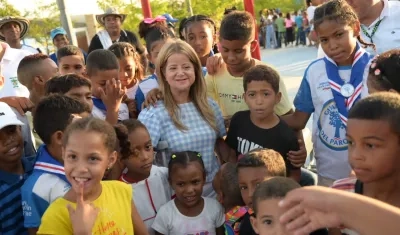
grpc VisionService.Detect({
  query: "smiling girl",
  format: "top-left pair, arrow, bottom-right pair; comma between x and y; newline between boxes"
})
37,117 -> 148,235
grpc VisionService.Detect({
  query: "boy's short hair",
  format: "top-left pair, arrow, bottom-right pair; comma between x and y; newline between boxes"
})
45,74 -> 91,95
221,162 -> 245,206
252,177 -> 300,214
33,94 -> 91,145
237,148 -> 286,177
86,49 -> 119,76
17,54 -> 50,88
348,92 -> 400,136
243,64 -> 280,93
56,45 -> 85,63
220,11 -> 255,42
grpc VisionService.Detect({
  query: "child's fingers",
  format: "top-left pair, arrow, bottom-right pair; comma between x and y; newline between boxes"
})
76,182 -> 85,208
280,203 -> 305,224
285,212 -> 310,231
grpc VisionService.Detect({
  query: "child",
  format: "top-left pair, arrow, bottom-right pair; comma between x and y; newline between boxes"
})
109,42 -> 145,117
17,54 -> 59,107
152,151 -> 225,235
49,27 -> 87,66
213,163 -> 247,235
136,22 -> 175,112
184,15 -> 217,72
86,49 -> 127,124
56,45 -> 86,76
109,42 -> 144,99
226,65 -> 301,182
116,119 -> 172,234
236,148 -> 287,235
330,92 -> 400,234
0,102 -> 34,235
282,0 -> 374,186
251,177 -> 328,235
36,117 -> 147,235
45,74 -> 93,111
17,53 -> 59,149
21,94 -> 91,233
367,49 -> 400,93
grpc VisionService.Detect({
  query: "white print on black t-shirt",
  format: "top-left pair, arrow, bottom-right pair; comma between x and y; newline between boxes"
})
237,137 -> 262,154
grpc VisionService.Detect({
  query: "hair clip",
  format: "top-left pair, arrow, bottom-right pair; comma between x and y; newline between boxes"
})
144,16 -> 166,24
172,154 -> 176,159
374,69 -> 381,76
370,62 -> 377,69
197,153 -> 201,158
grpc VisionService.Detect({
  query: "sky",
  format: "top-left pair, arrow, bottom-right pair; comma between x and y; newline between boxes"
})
10,0 -> 128,16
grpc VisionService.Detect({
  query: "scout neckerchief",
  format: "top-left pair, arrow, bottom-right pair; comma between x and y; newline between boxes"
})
33,145 -> 69,184
360,18 -> 383,43
324,44 -> 370,126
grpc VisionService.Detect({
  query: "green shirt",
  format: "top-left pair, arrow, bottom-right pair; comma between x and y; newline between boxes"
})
275,17 -> 286,33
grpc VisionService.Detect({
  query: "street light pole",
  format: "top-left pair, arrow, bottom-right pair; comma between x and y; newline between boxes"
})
56,0 -> 78,46
141,0 -> 152,18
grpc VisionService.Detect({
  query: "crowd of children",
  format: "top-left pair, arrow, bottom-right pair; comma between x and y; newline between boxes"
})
1,0 -> 400,234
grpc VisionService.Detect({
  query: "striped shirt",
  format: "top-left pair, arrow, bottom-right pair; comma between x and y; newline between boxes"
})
332,177 -> 359,235
0,156 -> 35,235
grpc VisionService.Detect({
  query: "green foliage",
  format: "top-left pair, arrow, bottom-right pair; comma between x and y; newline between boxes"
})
0,0 -> 21,17
24,0 -> 60,53
96,0 -> 301,33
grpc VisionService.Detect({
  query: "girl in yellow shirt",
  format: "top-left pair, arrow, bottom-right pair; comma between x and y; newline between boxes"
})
37,117 -> 148,235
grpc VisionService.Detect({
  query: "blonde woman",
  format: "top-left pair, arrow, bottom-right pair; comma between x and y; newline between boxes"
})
138,40 -> 227,197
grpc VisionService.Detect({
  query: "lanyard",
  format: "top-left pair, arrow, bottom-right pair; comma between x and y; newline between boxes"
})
143,179 -> 157,222
360,19 -> 383,43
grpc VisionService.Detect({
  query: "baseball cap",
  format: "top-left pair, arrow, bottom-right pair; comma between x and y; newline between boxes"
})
162,13 -> 179,23
0,102 -> 24,130
50,27 -> 67,41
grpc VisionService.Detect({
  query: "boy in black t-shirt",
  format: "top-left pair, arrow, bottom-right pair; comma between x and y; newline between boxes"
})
225,64 -> 300,182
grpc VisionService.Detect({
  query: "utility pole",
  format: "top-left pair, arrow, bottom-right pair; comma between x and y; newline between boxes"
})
56,0 -> 78,46
185,0 -> 194,16
140,0 -> 152,18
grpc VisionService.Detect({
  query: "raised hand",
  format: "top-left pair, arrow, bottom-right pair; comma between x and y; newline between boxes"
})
67,183 -> 99,235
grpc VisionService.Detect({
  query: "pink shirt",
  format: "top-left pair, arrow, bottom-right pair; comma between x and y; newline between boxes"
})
285,19 -> 293,28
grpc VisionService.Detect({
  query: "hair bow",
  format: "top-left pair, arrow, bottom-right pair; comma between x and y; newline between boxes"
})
144,16 -> 166,24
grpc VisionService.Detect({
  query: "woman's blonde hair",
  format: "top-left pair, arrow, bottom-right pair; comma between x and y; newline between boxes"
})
156,39 -> 217,132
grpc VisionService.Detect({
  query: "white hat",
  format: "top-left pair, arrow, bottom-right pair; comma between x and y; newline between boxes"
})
0,16 -> 30,41
0,102 -> 24,129
96,7 -> 127,26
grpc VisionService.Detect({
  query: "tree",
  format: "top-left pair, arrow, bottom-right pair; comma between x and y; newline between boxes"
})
0,0 -> 21,17
24,0 -> 60,54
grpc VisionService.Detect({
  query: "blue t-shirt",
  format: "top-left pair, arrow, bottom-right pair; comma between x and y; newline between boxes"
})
21,145 -> 70,228
0,156 -> 35,235
295,15 -> 303,28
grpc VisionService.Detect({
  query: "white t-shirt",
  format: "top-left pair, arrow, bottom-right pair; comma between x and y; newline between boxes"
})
126,82 -> 139,100
317,0 -> 400,58
0,43 -> 31,98
123,166 -> 172,235
91,102 -> 129,120
21,45 -> 40,54
152,197 -> 225,235
294,57 -> 370,180
307,6 -> 316,24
